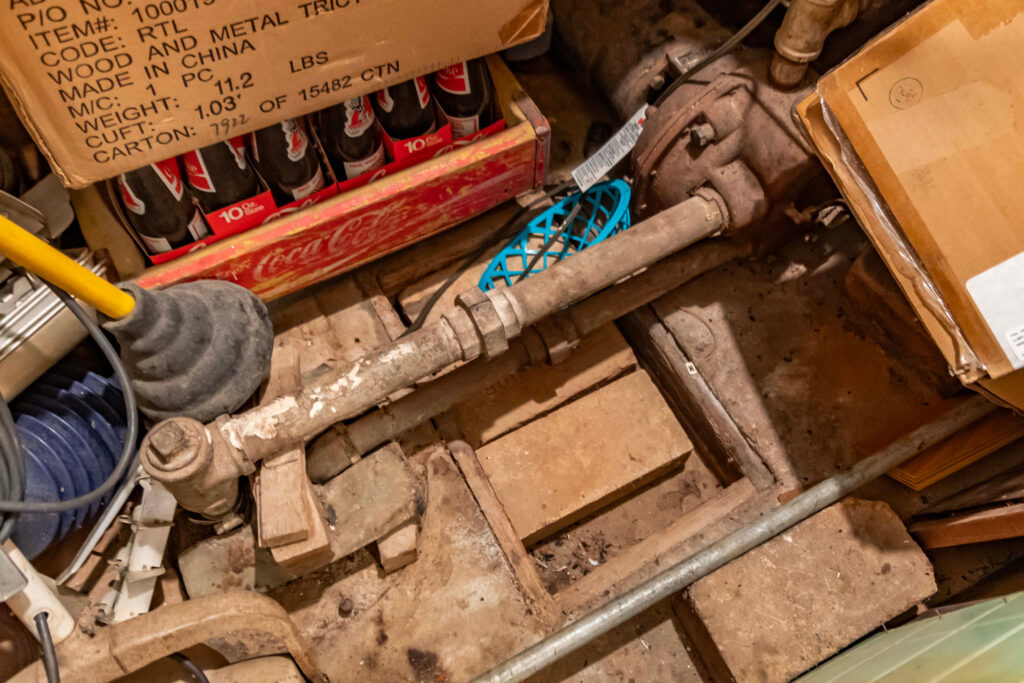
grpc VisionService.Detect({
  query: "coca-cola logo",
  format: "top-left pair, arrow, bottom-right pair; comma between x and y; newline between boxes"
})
117,174 -> 146,215
376,88 -> 395,113
414,76 -> 430,109
251,206 -> 398,282
344,96 -> 375,137
281,119 -> 308,162
182,149 -> 215,193
152,158 -> 184,200
435,62 -> 470,95
227,137 -> 248,170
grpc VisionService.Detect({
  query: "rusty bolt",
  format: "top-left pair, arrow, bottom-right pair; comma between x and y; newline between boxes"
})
338,597 -> 354,617
649,73 -> 666,91
688,122 -> 716,148
148,422 -> 187,464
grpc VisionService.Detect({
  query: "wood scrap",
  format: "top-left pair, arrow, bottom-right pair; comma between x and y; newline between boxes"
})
911,503 -> 1024,549
888,408 -> 1024,490
256,449 -> 312,548
376,520 -> 419,574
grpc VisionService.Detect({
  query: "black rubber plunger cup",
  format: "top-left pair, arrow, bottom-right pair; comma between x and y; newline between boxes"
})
102,281 -> 274,423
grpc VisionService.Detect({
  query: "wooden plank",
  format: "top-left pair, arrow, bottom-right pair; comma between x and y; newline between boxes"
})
256,449 -> 311,548
270,475 -> 333,575
888,408 -> 1024,490
315,277 -> 396,364
449,440 -> 556,624
397,244 -> 505,327
477,370 -> 694,545
678,499 -> 936,683
621,306 -> 774,490
554,479 -> 761,616
923,463 -> 1024,515
445,323 -> 637,447
911,503 -> 1024,549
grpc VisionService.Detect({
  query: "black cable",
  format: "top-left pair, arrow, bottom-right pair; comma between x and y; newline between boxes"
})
168,652 -> 211,683
512,199 -> 585,284
652,0 -> 784,108
0,283 -> 138,513
400,179 -> 576,336
34,612 -> 60,683
0,390 -> 25,543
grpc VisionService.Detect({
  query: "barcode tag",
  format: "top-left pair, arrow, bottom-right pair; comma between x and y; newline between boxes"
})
572,105 -> 648,192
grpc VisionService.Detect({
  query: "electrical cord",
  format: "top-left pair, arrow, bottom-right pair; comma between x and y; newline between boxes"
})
400,179 -> 576,336
34,612 -> 60,683
512,199 -> 586,284
0,390 -> 25,543
0,282 -> 139,513
652,0 -> 784,108
168,652 -> 211,683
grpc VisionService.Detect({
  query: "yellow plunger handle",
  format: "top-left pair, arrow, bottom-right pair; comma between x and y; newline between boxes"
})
0,214 -> 135,319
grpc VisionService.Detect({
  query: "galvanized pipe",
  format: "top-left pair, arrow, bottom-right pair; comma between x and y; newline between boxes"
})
307,239 -> 745,482
216,192 -> 727,463
473,394 -> 997,682
142,193 -> 728,515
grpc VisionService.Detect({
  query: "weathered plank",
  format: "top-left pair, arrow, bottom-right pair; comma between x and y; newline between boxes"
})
446,323 -> 636,447
911,503 -> 1024,549
476,370 -> 693,545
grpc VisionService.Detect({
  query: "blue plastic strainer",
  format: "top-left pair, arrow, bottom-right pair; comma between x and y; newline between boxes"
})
478,180 -> 631,291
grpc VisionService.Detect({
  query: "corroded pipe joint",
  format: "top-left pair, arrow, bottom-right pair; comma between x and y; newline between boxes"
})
453,288 -> 525,361
140,416 -> 252,519
771,0 -> 859,88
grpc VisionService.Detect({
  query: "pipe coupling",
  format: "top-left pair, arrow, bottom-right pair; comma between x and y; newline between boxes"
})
140,416 -> 253,519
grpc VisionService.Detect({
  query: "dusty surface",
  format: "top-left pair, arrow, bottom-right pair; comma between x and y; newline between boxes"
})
477,370 -> 693,544
270,448 -> 549,682
678,499 -> 936,683
528,599 -> 702,683
531,453 -> 722,594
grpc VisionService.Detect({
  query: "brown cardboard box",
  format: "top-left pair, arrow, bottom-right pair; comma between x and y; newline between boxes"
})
0,0 -> 548,188
796,0 -> 1024,410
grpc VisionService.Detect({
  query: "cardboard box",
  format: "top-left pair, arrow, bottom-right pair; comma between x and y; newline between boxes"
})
0,0 -> 548,188
796,0 -> 1024,410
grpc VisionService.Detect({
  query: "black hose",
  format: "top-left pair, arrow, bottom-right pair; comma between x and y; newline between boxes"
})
168,653 -> 211,683
0,283 -> 138,514
34,612 -> 60,683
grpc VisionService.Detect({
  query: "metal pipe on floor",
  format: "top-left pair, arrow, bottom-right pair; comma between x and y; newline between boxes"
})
307,239 -> 746,482
472,394 -> 997,682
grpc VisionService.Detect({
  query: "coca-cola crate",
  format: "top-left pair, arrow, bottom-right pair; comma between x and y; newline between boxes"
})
131,56 -> 548,300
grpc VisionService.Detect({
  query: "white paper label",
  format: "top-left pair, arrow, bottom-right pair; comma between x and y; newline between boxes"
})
290,166 -> 325,200
140,234 -> 172,254
965,250 -> 1024,369
342,144 -> 386,179
448,113 -> 480,139
572,105 -> 648,192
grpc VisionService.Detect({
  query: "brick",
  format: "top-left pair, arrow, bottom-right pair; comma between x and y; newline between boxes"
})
477,370 -> 692,544
376,520 -> 419,573
676,498 -> 936,683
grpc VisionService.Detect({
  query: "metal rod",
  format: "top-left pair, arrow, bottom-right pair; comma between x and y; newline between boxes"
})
473,394 -> 997,682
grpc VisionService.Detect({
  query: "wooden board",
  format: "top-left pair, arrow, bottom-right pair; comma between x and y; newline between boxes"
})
257,449 -> 312,548
445,323 -> 637,447
889,408 -> 1024,490
476,370 -> 693,545
678,499 -> 936,683
911,503 -> 1024,549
